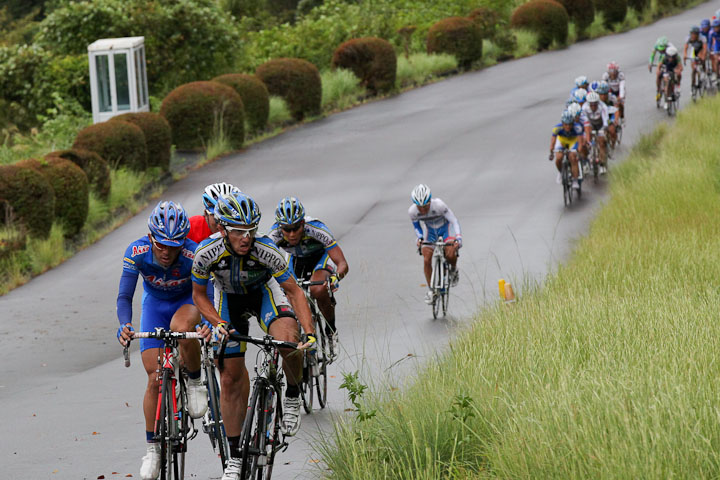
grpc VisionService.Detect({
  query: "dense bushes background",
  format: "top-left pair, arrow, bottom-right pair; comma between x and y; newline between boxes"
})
0,164 -> 55,238
112,112 -> 172,171
73,121 -> 148,171
46,149 -> 111,201
212,74 -> 270,133
558,0 -> 595,38
256,58 -> 322,120
427,17 -> 483,69
595,0 -> 628,29
332,37 -> 397,93
511,0 -> 569,49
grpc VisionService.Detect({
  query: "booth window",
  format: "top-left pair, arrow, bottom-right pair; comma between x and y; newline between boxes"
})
114,53 -> 130,111
95,55 -> 112,113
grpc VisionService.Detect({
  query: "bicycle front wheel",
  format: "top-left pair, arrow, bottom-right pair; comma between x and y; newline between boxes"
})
205,362 -> 229,469
314,325 -> 328,408
158,372 -> 176,480
301,352 -> 314,414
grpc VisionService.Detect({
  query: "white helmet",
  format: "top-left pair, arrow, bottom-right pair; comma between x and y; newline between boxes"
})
574,75 -> 588,87
567,102 -> 581,117
411,184 -> 432,206
666,45 -> 678,56
586,91 -> 600,103
202,182 -> 242,212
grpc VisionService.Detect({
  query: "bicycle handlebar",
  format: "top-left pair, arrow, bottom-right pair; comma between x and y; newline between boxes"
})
299,280 -> 328,287
226,332 -> 298,350
122,329 -> 204,368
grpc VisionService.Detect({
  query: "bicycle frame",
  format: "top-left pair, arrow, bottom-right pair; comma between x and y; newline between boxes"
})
421,238 -> 454,318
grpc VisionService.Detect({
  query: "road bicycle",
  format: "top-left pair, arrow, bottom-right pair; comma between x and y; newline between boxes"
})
219,332 -> 299,480
551,148 -> 581,207
608,106 -> 622,152
420,238 -> 456,319
659,67 -> 680,116
588,129 -> 600,183
689,56 -> 707,102
298,279 -> 334,413
199,338 -> 230,470
124,328 -> 204,480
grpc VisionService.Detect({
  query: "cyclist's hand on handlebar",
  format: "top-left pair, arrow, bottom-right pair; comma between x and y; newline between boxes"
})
648,64 -> 653,73
196,318 -> 213,343
214,320 -> 231,339
299,333 -> 317,353
455,235 -> 463,249
329,274 -> 340,292
117,322 -> 134,346
548,151 -> 554,161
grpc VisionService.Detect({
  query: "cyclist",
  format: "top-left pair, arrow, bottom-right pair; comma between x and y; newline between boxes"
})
570,75 -> 589,99
187,182 -> 242,243
191,192 -> 315,480
408,184 -> 462,305
650,36 -> 675,99
684,25 -> 707,85
115,201 -> 209,480
268,196 -> 349,354
582,91 -> 609,175
661,45 -> 683,104
602,62 -> 626,121
708,19 -> 720,78
596,81 -> 618,148
701,19 -> 711,41
550,110 -> 583,190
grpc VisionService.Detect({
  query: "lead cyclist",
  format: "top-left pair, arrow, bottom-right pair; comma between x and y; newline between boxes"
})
408,184 -> 462,304
602,62 -> 626,121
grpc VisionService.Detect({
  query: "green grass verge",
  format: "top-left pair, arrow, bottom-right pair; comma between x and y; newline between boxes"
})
320,97 -> 720,478
396,53 -> 458,87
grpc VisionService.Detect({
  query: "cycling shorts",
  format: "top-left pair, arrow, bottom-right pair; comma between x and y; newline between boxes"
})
554,136 -> 579,152
289,252 -> 337,281
214,278 -> 296,358
139,292 -> 195,352
423,224 -> 451,244
590,121 -> 606,137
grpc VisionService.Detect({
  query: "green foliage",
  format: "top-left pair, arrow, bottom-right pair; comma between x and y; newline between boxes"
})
160,81 -> 245,151
73,121 -> 147,171
321,69 -> 365,110
510,0 -> 569,50
47,149 -> 111,201
212,74 -> 270,134
17,157 -> 89,236
340,371 -> 377,422
112,112 -> 172,171
595,0 -> 627,29
0,164 -> 55,238
396,52 -> 457,87
558,0 -> 595,38
332,37 -> 397,94
627,0 -> 649,12
256,58 -> 322,120
427,16 -> 482,69
267,96 -> 292,126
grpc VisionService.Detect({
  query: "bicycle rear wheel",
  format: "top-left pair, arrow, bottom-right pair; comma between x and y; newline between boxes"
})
441,263 -> 450,316
562,161 -> 572,207
240,384 -> 263,479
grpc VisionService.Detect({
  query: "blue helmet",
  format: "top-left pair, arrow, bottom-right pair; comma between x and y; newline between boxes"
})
561,110 -> 575,125
573,88 -> 587,103
275,196 -> 305,225
597,81 -> 610,94
589,80 -> 600,92
214,192 -> 261,227
202,182 -> 241,212
147,201 -> 190,246
712,19 -> 720,27
702,19 -> 711,28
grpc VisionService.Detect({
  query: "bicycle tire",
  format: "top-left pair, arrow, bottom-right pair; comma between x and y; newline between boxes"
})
431,254 -> 440,319
263,387 -> 282,480
176,378 -> 188,480
240,384 -> 262,479
301,352 -> 313,414
314,327 -> 328,409
159,371 -> 174,480
562,160 -> 572,207
441,263 -> 450,316
205,364 -> 229,468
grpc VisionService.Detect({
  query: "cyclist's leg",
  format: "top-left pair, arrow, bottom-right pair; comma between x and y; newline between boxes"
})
422,227 -> 439,286
569,150 -> 579,179
169,302 -> 202,373
141,348 -> 163,434
597,127 -> 607,165
259,280 -> 300,387
309,255 -> 335,333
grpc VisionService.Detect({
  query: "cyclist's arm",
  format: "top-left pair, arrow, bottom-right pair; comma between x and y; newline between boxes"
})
280,278 -> 314,335
443,205 -> 461,237
601,106 -> 609,129
684,43 -> 689,61
327,244 -> 349,279
116,269 -> 139,326
619,79 -> 626,99
192,281 -> 223,326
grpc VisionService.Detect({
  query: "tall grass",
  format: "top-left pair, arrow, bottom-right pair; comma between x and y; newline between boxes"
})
321,69 -> 366,110
512,29 -> 540,58
396,53 -> 457,88
267,96 -> 292,126
320,97 -> 720,478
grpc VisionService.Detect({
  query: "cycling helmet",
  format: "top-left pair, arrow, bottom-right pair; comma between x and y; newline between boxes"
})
561,110 -> 575,125
589,80 -> 600,92
586,91 -> 600,103
567,102 -> 582,117
690,25 -> 700,34
597,81 -> 610,94
148,201 -> 190,246
713,19 -> 720,27
607,61 -> 619,72
655,36 -> 668,50
574,75 -> 588,87
214,192 -> 261,227
274,196 -> 305,225
702,19 -> 711,28
202,182 -> 241,212
411,184 -> 432,206
666,45 -> 678,56
573,88 -> 587,103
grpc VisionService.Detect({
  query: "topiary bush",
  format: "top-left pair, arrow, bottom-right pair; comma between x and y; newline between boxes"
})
16,157 -> 89,237
73,121 -> 147,171
627,0 -> 649,12
256,58 -> 322,121
160,81 -> 245,151
0,164 -> 55,238
558,0 -> 595,39
46,149 -> 111,201
111,112 -> 172,171
595,0 -> 627,30
332,37 -> 397,94
469,7 -> 517,60
510,0 -> 569,50
427,17 -> 483,70
212,74 -> 270,134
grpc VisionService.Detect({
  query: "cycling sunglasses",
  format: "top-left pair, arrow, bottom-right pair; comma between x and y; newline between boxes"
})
281,223 -> 303,233
225,225 -> 258,238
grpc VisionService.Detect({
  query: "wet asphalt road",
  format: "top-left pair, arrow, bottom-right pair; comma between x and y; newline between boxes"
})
2,2 -> 719,478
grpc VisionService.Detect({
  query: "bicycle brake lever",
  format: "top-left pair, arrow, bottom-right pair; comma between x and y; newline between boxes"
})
123,345 -> 131,368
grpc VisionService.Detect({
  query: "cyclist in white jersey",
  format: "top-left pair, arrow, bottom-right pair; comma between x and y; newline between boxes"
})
581,91 -> 609,174
408,184 -> 462,304
602,62 -> 625,121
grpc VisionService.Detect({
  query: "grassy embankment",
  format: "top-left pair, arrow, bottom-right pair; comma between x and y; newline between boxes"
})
321,97 -> 720,478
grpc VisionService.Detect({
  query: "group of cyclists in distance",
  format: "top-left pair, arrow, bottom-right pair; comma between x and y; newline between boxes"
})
115,180 -> 461,479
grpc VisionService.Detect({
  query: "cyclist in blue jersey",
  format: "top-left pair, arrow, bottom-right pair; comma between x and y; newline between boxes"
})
116,201 -> 209,480
708,20 -> 720,77
192,192 -> 315,480
701,19 -> 711,41
570,75 -> 589,99
408,184 -> 462,304
550,110 -> 583,189
268,196 -> 349,353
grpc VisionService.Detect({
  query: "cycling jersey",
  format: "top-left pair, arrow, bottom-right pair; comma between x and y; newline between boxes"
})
601,71 -> 626,98
552,122 -> 583,151
582,102 -> 609,131
187,215 -> 212,244
709,30 -> 720,52
662,54 -> 680,71
650,43 -> 676,65
685,34 -> 706,57
268,217 -> 338,280
409,198 -> 461,241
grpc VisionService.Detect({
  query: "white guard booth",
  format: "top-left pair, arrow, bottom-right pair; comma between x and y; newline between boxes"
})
88,36 -> 149,124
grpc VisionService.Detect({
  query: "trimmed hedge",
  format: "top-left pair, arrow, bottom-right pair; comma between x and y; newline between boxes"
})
73,121 -> 148,171
111,112 -> 172,171
256,58 -> 322,121
160,81 -> 245,151
595,0 -> 627,29
427,17 -> 483,70
0,164 -> 55,238
558,0 -> 595,38
469,7 -> 517,59
511,0 -> 569,50
17,157 -> 89,237
47,149 -> 111,201
627,0 -> 649,11
212,74 -> 270,134
332,37 -> 397,94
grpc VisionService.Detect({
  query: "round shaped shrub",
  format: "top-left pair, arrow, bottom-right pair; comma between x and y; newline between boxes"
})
427,17 -> 483,70
511,0 -> 569,50
0,164 -> 55,238
47,149 -> 111,201
73,121 -> 147,171
332,37 -> 397,94
627,0 -> 649,12
256,58 -> 322,121
558,0 -> 595,38
111,112 -> 172,171
160,81 -> 245,151
212,74 -> 270,133
17,157 -> 89,237
468,7 -> 502,39
595,0 -> 627,29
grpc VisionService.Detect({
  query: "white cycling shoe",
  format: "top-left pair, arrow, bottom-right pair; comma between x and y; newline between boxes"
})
424,290 -> 435,305
555,171 -> 562,184
282,396 -> 302,436
571,180 -> 580,190
450,268 -> 459,287
140,443 -> 161,480
186,377 -> 208,419
221,457 -> 242,480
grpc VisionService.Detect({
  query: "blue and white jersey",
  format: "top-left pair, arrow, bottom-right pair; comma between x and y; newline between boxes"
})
268,217 -> 337,259
408,198 -> 461,240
